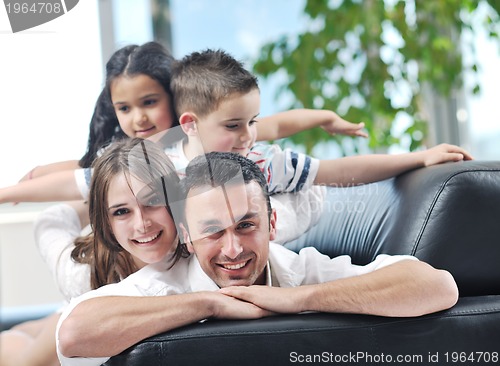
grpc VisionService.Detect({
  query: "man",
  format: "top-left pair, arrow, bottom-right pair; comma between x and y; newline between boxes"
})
57,152 -> 458,366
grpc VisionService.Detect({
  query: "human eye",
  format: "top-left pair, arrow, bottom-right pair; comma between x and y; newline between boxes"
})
116,105 -> 129,113
225,123 -> 239,130
143,98 -> 157,107
145,194 -> 164,207
237,221 -> 255,231
200,226 -> 225,240
204,226 -> 222,234
112,208 -> 129,217
249,119 -> 258,126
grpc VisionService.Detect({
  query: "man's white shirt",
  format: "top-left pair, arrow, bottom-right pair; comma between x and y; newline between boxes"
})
57,243 -> 416,366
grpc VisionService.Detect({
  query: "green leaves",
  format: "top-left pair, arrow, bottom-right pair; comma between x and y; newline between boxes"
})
252,0 -> 499,155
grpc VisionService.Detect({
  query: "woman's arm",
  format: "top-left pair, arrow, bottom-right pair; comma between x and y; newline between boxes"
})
34,202 -> 91,300
256,109 -> 367,141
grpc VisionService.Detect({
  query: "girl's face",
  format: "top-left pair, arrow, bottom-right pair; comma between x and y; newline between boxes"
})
106,173 -> 177,268
111,74 -> 174,139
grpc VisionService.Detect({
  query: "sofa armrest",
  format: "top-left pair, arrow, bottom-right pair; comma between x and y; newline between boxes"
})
105,295 -> 500,366
286,160 -> 500,296
104,160 -> 500,365
384,160 -> 500,296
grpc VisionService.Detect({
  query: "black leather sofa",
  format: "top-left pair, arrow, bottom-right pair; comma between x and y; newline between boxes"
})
105,160 -> 500,366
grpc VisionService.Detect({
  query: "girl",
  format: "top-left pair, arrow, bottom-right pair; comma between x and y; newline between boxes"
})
2,41 -> 366,204
0,138 -> 185,366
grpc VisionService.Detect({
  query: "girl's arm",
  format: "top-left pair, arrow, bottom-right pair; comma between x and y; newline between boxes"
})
0,170 -> 85,204
256,109 -> 367,141
18,160 -> 80,182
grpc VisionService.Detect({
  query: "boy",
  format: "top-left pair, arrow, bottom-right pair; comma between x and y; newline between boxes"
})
165,49 -> 472,240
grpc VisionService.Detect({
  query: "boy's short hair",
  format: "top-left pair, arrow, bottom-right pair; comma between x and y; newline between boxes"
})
171,49 -> 259,118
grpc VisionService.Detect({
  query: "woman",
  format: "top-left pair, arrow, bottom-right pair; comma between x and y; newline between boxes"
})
0,138 -> 185,366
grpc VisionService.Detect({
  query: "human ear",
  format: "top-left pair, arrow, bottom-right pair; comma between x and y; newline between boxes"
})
268,209 -> 277,241
179,112 -> 198,136
179,222 -> 195,254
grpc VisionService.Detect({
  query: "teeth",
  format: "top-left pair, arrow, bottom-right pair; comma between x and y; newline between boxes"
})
223,262 -> 246,270
135,232 -> 160,243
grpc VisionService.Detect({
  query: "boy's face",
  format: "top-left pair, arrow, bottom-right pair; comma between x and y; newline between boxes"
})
182,180 -> 276,288
111,74 -> 174,139
195,89 -> 260,157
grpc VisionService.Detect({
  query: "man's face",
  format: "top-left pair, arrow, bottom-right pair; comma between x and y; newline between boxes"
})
182,180 -> 276,288
194,89 -> 260,157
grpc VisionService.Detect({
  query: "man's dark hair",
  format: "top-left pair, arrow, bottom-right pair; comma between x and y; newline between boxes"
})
182,152 -> 272,220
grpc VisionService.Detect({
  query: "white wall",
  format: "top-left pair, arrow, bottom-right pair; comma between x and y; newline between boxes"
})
0,1 -> 102,310
0,205 -> 64,308
0,1 -> 103,188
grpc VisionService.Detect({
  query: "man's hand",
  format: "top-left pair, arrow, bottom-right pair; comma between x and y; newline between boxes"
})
211,291 -> 275,319
219,286 -> 309,314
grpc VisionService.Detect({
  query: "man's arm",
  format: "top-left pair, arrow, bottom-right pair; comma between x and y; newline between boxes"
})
58,292 -> 272,358
256,109 -> 367,141
219,260 -> 459,317
314,143 -> 473,186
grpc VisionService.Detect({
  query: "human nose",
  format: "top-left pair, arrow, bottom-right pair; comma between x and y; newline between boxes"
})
134,208 -> 152,233
239,125 -> 252,143
134,109 -> 148,125
220,231 -> 243,259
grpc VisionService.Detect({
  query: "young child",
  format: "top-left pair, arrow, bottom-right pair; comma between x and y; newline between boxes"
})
165,48 -> 472,240
1,41 -> 365,205
0,138 -> 183,366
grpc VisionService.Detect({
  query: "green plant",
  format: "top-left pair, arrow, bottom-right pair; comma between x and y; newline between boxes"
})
252,0 -> 500,154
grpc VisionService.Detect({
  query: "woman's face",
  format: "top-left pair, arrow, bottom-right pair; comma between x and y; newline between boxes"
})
106,172 -> 178,268
111,74 -> 174,139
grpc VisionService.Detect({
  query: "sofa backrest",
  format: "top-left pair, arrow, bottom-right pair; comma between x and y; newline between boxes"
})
285,160 -> 500,296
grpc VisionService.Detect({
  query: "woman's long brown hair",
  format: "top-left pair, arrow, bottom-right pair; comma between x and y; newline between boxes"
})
71,138 -> 185,289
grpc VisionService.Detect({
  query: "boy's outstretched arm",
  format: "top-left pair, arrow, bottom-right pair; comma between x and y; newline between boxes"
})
256,109 -> 367,141
314,143 -> 473,186
0,170 -> 84,205
18,160 -> 80,182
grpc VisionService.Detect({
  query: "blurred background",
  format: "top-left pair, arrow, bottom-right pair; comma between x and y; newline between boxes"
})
0,0 -> 499,309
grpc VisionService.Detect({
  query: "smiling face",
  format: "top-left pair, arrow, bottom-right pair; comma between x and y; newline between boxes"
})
184,89 -> 260,157
111,74 -> 174,139
182,180 -> 276,288
106,173 -> 178,268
